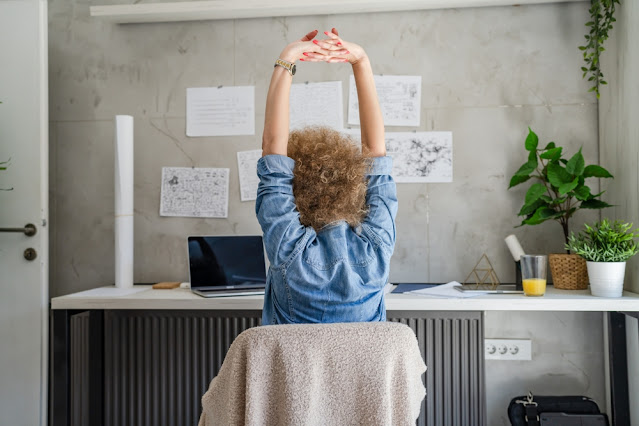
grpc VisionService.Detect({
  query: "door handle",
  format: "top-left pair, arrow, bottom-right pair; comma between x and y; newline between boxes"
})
0,223 -> 37,236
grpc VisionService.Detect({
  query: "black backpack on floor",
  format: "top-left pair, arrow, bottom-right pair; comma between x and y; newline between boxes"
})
508,392 -> 608,426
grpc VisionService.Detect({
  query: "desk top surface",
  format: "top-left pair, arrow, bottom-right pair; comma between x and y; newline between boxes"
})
51,285 -> 639,312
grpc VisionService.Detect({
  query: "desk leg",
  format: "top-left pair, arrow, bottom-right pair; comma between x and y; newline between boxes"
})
50,309 -> 70,426
88,310 -> 104,426
608,311 -> 630,426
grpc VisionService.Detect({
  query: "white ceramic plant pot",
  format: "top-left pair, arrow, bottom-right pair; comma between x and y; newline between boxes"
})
586,261 -> 626,297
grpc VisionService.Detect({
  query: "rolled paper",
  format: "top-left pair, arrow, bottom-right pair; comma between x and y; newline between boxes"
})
115,115 -> 134,289
504,234 -> 525,261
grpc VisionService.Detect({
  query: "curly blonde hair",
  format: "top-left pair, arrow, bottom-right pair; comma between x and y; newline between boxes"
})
288,127 -> 370,231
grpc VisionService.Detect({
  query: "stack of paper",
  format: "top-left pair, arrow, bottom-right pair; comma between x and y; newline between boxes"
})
407,281 -> 482,298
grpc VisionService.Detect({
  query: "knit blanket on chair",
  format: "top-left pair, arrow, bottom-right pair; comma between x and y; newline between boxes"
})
198,321 -> 426,426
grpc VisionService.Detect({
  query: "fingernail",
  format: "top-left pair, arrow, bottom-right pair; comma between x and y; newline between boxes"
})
345,51 -> 350,54
313,40 -> 319,44
303,52 -> 309,56
337,42 -> 342,46
300,58 -> 305,61
324,31 -> 329,35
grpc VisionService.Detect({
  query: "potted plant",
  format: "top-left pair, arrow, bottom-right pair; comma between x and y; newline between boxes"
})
566,219 -> 639,297
508,128 -> 614,289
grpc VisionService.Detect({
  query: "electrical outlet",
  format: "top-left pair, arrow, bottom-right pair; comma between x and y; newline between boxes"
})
484,339 -> 531,360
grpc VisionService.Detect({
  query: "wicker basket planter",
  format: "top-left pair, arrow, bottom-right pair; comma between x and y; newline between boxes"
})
548,254 -> 589,290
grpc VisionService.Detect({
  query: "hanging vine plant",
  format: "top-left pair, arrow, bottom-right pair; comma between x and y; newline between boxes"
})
579,0 -> 620,98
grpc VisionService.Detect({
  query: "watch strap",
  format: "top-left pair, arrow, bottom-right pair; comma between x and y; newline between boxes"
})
274,58 -> 294,75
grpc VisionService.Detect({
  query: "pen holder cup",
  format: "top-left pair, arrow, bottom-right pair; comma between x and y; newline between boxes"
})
515,261 -> 522,291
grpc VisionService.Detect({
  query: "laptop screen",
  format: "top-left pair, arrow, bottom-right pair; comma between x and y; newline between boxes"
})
188,236 -> 266,289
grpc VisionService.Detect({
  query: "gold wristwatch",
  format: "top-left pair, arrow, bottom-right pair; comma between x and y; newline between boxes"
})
274,58 -> 296,76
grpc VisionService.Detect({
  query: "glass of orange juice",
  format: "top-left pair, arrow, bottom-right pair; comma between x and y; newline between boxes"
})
520,255 -> 547,297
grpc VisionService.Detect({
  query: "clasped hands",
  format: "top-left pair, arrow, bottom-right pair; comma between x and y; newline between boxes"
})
279,28 -> 367,65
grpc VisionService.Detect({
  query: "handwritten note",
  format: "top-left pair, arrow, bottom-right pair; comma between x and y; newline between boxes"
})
237,149 -> 262,202
348,75 -> 421,127
290,81 -> 343,130
186,86 -> 255,137
160,167 -> 229,218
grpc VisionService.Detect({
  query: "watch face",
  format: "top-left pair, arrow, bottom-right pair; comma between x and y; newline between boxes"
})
291,64 -> 296,75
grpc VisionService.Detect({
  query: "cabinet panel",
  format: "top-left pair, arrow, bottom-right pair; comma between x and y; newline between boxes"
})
69,310 -> 484,426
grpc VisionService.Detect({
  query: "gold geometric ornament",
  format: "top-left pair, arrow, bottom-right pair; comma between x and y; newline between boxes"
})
462,253 -> 501,290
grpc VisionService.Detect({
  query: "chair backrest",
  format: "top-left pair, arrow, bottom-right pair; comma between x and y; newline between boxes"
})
199,321 -> 427,426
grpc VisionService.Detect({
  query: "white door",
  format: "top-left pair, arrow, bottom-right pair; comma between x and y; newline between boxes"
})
0,0 -> 49,425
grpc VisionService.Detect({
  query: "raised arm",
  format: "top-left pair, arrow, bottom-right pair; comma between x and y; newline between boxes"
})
311,29 -> 386,157
306,30 -> 396,249
262,30 -> 348,157
350,46 -> 385,157
257,31 -> 350,265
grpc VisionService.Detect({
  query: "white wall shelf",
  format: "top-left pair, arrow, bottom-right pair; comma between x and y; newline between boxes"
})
90,0 -> 587,24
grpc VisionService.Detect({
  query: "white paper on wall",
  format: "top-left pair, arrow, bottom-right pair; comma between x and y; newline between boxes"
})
290,81 -> 343,130
385,132 -> 452,183
341,130 -> 453,183
186,86 -> 255,137
348,75 -> 421,127
237,149 -> 262,202
160,167 -> 229,218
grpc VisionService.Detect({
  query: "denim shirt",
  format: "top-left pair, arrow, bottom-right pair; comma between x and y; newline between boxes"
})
255,154 -> 397,325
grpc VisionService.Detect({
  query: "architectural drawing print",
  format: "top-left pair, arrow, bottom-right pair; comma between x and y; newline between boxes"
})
160,167 -> 230,218
290,81 -> 343,130
237,149 -> 262,202
348,75 -> 421,126
385,132 -> 453,183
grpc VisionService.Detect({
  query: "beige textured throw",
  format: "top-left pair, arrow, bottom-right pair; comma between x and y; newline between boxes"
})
198,322 -> 426,426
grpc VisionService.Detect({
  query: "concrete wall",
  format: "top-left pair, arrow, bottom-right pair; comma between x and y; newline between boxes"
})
599,0 -> 639,294
485,311 -> 605,424
48,1 -> 606,422
599,1 -> 639,424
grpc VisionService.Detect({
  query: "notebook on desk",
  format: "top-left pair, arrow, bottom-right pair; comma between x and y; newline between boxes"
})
188,235 -> 267,298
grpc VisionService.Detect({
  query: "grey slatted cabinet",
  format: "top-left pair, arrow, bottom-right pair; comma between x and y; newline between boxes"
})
68,310 -> 485,426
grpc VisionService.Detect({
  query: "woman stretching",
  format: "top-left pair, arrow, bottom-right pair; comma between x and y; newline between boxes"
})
256,28 -> 397,325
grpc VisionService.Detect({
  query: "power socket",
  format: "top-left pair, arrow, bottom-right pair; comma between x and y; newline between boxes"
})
484,339 -> 531,360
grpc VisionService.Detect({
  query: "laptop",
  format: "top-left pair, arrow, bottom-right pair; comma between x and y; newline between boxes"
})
188,235 -> 267,298
455,284 -> 524,294
455,283 -> 524,294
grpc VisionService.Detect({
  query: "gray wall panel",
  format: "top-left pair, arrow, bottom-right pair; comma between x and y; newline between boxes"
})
70,312 -> 90,426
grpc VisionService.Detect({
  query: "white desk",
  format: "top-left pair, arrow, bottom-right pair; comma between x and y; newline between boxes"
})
51,285 -> 639,312
49,285 -> 639,426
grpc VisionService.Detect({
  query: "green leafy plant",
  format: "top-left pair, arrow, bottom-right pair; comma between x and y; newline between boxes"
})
566,219 -> 639,262
579,0 -> 619,98
509,128 -> 614,249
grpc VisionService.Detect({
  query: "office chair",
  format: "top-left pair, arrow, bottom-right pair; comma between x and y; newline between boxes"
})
198,321 -> 426,426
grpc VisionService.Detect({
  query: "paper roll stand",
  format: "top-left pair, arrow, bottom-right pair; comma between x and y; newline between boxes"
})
114,115 -> 134,289
505,234 -> 525,291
